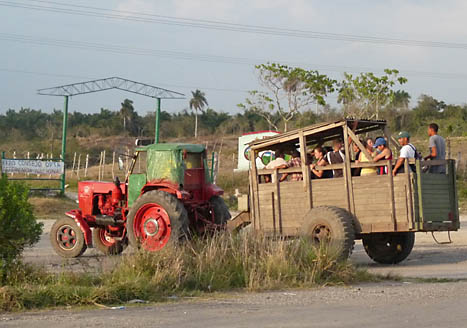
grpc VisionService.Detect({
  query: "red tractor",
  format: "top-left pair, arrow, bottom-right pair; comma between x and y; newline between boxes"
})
50,143 -> 230,257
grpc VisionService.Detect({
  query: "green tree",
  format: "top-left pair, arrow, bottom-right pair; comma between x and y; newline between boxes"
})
338,69 -> 408,119
119,99 -> 136,134
0,176 -> 42,283
384,90 -> 412,131
238,63 -> 336,132
189,90 -> 208,138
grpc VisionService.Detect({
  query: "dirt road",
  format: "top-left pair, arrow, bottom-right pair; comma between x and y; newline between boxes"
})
2,281 -> 467,327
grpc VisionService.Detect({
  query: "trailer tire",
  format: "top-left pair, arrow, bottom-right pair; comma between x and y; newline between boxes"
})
302,206 -> 355,260
50,217 -> 87,258
362,232 -> 415,264
209,196 -> 231,226
127,190 -> 189,251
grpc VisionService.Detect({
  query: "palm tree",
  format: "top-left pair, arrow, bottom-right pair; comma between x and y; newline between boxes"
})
120,99 -> 134,133
189,90 -> 208,138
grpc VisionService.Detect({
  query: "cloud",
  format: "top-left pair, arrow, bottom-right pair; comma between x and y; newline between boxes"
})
115,0 -> 158,14
171,0 -> 315,24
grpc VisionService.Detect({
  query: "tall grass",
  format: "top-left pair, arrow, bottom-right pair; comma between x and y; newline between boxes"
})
1,233 -> 372,312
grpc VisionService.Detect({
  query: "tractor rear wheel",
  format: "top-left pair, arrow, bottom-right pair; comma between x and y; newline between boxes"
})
92,228 -> 126,255
50,217 -> 87,258
209,196 -> 231,226
127,190 -> 189,252
362,232 -> 415,264
302,206 -> 355,260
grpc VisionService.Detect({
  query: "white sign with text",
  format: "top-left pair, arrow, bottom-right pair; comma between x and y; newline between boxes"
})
1,159 -> 64,175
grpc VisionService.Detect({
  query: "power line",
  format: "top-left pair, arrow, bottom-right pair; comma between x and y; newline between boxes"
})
1,0 -> 467,50
2,33 -> 467,81
0,68 -> 251,94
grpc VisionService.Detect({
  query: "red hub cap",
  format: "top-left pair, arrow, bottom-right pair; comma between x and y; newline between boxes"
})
57,225 -> 77,250
134,204 -> 171,251
98,229 -> 116,247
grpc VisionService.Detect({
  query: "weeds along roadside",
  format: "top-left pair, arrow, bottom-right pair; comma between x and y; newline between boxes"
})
0,233 -> 375,312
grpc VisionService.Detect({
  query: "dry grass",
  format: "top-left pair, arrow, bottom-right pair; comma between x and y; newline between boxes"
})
0,233 -> 375,311
29,196 -> 78,220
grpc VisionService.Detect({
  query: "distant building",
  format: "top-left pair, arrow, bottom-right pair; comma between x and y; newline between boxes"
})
235,131 -> 280,172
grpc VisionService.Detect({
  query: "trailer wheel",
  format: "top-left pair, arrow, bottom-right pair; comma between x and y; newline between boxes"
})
362,232 -> 415,264
92,228 -> 126,255
50,217 -> 87,258
209,196 -> 231,226
127,190 -> 189,251
302,206 -> 355,260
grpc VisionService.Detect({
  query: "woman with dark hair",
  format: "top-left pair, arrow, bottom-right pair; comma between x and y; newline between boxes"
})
310,146 -> 331,179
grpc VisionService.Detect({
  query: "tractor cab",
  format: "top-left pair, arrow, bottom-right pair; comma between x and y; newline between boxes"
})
127,143 -> 221,207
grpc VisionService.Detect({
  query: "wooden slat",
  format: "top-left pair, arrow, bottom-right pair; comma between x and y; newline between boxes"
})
404,159 -> 414,229
416,160 -> 424,230
347,127 -> 374,163
299,131 -> 312,210
342,125 -> 353,213
273,170 -> 283,234
387,160 -> 397,230
250,150 -> 261,230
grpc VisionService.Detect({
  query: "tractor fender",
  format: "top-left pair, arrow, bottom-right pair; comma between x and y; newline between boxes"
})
205,184 -> 224,200
65,209 -> 93,247
142,180 -> 190,200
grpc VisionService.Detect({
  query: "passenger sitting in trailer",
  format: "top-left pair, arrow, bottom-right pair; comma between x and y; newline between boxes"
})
326,139 -> 345,178
358,138 -> 378,176
310,146 -> 331,179
372,137 -> 393,175
278,150 -> 303,182
264,150 -> 287,183
351,141 -> 362,176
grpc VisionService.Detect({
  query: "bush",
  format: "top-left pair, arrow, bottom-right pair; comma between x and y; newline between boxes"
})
0,176 -> 43,283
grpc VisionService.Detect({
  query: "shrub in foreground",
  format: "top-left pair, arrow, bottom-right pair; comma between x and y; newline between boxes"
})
0,233 -> 373,311
0,176 -> 43,283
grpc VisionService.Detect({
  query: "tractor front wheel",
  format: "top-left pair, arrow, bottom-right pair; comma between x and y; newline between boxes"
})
50,217 -> 87,258
362,232 -> 415,264
127,190 -> 189,252
92,228 -> 127,255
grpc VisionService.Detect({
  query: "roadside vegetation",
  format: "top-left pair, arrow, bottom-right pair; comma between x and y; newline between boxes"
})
0,232 -> 375,312
0,176 -> 42,283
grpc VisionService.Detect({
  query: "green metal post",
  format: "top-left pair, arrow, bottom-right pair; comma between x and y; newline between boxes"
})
155,97 -> 161,144
60,96 -> 69,194
211,151 -> 215,182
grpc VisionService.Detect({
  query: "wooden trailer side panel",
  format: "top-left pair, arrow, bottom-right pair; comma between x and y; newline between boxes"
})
256,179 -> 347,235
352,174 -> 412,233
414,164 -> 459,231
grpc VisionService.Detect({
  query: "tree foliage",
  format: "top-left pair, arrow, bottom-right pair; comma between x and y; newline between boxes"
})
189,90 -> 208,138
338,69 -> 407,119
238,63 -> 336,132
0,176 -> 42,283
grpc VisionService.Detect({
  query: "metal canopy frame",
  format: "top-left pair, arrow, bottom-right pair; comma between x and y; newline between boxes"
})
38,77 -> 185,99
37,77 -> 185,194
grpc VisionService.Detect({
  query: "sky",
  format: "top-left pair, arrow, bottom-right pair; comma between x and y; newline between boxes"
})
1,0 -> 467,116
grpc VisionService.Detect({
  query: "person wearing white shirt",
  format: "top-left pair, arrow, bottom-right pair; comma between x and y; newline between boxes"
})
393,131 -> 417,176
265,150 -> 287,182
